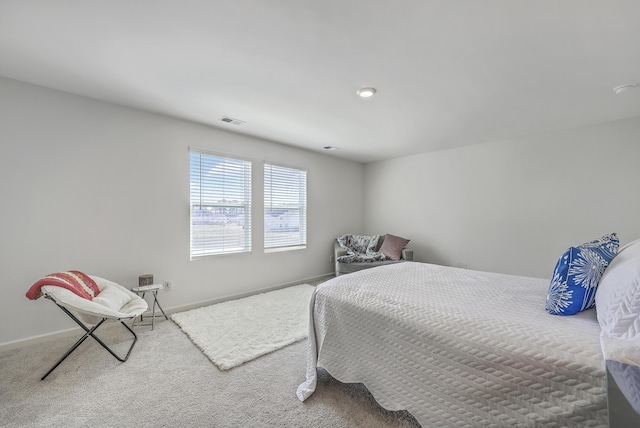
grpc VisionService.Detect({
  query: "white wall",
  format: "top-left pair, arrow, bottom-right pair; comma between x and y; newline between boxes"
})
364,116 -> 640,279
0,77 -> 364,345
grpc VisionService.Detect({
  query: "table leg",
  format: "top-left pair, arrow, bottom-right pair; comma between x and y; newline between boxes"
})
151,290 -> 157,330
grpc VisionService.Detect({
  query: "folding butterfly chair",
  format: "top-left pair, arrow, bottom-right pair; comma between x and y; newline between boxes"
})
27,273 -> 148,380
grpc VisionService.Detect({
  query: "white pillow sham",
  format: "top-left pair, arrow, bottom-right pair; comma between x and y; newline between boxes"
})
595,238 -> 640,339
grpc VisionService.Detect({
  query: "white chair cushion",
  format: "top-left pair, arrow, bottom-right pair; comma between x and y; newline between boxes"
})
42,275 -> 148,325
92,285 -> 132,312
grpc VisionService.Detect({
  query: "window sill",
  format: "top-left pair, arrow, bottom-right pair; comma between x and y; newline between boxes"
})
264,245 -> 306,254
190,250 -> 252,261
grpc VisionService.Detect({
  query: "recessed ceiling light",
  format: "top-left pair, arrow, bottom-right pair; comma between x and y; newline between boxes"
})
323,145 -> 340,150
613,83 -> 639,94
356,87 -> 377,98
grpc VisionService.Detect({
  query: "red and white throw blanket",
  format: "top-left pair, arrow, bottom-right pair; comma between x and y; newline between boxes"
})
26,271 -> 101,300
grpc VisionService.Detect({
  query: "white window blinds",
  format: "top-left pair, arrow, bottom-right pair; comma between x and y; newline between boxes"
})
264,163 -> 307,251
190,150 -> 252,259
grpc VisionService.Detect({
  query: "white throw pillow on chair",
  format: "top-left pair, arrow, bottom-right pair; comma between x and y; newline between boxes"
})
92,285 -> 132,312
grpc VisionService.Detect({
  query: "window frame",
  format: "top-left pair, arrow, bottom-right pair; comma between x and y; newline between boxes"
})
189,149 -> 252,260
263,162 -> 307,253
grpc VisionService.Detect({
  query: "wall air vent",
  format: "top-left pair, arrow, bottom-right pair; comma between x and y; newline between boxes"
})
219,116 -> 246,126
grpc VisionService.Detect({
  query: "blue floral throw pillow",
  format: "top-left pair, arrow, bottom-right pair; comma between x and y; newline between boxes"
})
546,233 -> 619,316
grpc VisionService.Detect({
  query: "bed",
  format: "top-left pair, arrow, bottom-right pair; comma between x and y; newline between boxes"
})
297,261 -> 608,427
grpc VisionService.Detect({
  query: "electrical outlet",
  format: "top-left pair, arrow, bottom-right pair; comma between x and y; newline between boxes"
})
165,280 -> 173,289
329,255 -> 335,263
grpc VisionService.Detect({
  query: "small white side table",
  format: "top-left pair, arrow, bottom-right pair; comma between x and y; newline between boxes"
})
131,284 -> 168,330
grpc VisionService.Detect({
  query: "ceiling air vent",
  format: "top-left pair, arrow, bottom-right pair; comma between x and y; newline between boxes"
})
219,116 -> 246,126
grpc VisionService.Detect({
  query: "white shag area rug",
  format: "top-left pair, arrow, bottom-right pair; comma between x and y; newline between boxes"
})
171,284 -> 315,370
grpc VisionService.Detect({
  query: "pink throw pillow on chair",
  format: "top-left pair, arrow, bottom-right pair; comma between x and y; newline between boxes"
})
379,234 -> 410,261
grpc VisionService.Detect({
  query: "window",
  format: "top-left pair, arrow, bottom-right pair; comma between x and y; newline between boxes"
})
190,150 -> 252,259
264,163 -> 307,251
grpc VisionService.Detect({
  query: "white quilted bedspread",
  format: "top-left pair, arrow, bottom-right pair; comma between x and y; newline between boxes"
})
297,262 -> 607,427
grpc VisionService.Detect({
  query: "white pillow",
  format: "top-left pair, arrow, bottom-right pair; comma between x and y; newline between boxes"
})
595,238 -> 640,339
92,285 -> 132,312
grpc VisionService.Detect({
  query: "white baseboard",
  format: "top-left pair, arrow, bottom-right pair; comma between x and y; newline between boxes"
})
0,327 -> 81,352
0,273 -> 334,352
166,272 -> 333,315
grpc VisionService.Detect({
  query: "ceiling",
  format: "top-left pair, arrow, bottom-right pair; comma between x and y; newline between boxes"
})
1,1 -> 640,163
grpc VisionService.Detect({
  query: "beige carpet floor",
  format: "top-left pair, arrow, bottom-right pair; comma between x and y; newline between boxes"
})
0,317 -> 421,427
